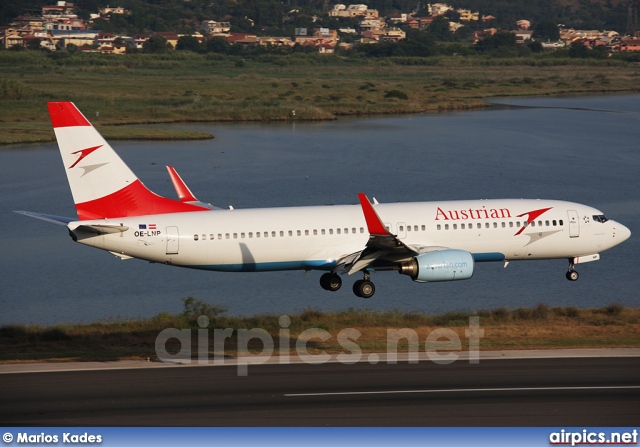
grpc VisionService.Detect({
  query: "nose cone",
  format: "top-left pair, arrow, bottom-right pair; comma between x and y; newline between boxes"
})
615,221 -> 631,244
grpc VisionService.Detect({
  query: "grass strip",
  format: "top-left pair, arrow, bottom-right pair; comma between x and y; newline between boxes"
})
1,52 -> 639,145
1,301 -> 637,363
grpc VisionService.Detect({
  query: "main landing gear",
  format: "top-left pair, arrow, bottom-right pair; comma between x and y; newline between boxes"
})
353,272 -> 375,299
319,272 -> 376,298
566,260 -> 579,281
320,272 -> 342,292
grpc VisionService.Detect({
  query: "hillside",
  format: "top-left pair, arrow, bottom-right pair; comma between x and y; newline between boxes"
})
1,0 -> 633,34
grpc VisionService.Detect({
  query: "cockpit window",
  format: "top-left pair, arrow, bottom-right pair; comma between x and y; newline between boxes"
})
592,215 -> 608,223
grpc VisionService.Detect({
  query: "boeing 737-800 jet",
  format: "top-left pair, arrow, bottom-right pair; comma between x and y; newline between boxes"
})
16,102 -> 631,298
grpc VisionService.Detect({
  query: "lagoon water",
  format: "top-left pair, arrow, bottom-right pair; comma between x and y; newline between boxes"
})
1,94 -> 639,325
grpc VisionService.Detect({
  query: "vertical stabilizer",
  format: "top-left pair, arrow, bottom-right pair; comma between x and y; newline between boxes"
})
48,102 -> 208,220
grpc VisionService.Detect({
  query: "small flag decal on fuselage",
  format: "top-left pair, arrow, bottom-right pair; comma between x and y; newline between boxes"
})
135,224 -> 161,237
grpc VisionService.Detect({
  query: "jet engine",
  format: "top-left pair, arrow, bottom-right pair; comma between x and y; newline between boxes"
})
399,249 -> 474,282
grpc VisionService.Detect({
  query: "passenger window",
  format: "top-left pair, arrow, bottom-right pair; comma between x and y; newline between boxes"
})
501,222 -> 505,228
477,223 -> 481,229
421,225 -> 426,231
279,231 -> 284,237
256,232 -> 260,238
509,222 -> 513,228
233,233 -> 238,239
516,222 -> 521,228
218,234 -> 222,240
485,223 -> 490,229
408,225 -> 412,232
538,220 -> 542,226
444,224 -> 449,230
493,222 -> 497,228
461,224 -> 465,229
202,234 -> 206,240
329,229 -> 334,235
531,221 -> 536,227
313,229 -> 317,235
225,233 -> 230,239
559,220 -> 564,226
248,232 -> 253,238
337,228 -> 341,234
344,228 -> 348,234
288,230 -> 293,236
321,229 -> 326,235
194,234 -> 199,241
297,230 -> 301,236
414,225 -> 418,231
545,221 -> 550,226
399,226 -> 404,232
552,220 -> 557,226
437,224 -> 441,230
305,230 -> 309,236
241,233 -> 245,239
453,224 -> 457,230
210,234 -> 214,240
360,227 -> 365,233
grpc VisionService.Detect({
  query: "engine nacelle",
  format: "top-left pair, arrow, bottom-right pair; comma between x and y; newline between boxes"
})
399,249 -> 474,283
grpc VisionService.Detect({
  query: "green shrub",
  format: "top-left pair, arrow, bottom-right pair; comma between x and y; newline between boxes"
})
384,89 -> 408,100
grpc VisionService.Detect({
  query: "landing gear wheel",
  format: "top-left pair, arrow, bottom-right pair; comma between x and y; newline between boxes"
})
566,270 -> 579,281
320,273 -> 342,291
353,279 -> 375,299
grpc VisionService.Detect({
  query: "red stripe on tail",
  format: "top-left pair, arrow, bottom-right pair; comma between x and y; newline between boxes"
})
76,180 -> 208,220
48,102 -> 91,128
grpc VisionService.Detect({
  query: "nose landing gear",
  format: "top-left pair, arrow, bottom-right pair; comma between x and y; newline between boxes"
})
566,260 -> 579,281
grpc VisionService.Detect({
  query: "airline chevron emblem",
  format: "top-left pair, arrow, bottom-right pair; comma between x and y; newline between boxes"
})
69,145 -> 103,169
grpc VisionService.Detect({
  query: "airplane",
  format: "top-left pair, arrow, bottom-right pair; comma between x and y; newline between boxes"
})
15,102 -> 631,299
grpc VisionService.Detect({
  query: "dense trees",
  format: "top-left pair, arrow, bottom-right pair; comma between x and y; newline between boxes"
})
534,20 -> 561,41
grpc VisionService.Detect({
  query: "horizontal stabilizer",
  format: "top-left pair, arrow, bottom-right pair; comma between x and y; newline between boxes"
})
14,211 -> 75,226
74,224 -> 129,235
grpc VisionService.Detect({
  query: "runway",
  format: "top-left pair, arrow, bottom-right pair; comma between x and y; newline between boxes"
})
1,352 -> 639,426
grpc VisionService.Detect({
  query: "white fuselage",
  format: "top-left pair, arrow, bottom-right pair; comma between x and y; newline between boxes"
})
68,198 -> 630,272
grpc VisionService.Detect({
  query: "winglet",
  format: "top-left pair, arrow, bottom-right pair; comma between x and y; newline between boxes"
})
358,193 -> 389,236
167,166 -> 198,203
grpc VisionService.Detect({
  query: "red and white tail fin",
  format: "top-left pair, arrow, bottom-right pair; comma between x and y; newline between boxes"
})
48,102 -> 208,220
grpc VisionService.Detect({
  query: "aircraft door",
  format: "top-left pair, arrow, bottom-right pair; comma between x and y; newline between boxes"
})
166,226 -> 179,254
567,210 -> 580,238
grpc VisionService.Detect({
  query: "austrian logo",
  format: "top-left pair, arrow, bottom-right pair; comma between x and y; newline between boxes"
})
434,206 -> 554,236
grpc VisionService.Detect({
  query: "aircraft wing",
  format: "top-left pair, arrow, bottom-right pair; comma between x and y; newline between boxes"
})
338,194 -> 438,275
